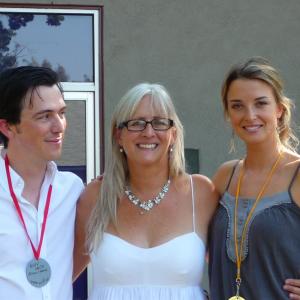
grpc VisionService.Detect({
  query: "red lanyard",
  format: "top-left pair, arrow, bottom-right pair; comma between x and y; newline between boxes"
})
4,155 -> 52,260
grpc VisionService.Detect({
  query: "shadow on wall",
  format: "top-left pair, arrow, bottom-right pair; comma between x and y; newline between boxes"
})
185,148 -> 200,174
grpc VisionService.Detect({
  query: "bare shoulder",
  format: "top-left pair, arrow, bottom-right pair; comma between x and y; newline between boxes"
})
284,152 -> 300,167
191,173 -> 214,191
77,177 -> 102,213
73,177 -> 102,280
85,178 -> 102,196
286,153 -> 300,207
213,159 -> 240,195
213,159 -> 240,180
191,174 -> 219,209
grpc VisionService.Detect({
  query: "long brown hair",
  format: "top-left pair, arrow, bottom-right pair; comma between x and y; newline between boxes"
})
222,57 -> 299,152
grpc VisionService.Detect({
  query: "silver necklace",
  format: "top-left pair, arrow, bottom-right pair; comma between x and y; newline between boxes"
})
125,179 -> 171,214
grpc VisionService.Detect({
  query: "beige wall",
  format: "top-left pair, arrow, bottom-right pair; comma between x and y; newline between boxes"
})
102,0 -> 300,177
3,0 -> 300,176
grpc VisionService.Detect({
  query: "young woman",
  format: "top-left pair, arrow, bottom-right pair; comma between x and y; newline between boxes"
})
209,57 -> 300,300
74,83 -> 218,299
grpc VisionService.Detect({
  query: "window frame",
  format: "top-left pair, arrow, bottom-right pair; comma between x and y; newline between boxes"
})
0,3 -> 104,176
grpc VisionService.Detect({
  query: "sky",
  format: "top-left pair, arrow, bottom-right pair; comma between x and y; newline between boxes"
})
0,13 -> 94,82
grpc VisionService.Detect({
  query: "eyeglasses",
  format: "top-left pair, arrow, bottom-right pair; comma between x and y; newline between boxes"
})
118,118 -> 174,132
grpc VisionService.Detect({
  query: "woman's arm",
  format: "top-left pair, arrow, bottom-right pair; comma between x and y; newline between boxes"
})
73,179 -> 101,281
212,159 -> 240,196
192,174 -> 219,242
284,161 -> 300,299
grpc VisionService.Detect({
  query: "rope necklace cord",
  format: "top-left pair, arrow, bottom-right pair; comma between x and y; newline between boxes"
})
232,152 -> 283,299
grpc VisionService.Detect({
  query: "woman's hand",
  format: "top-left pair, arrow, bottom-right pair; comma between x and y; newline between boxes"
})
284,279 -> 300,299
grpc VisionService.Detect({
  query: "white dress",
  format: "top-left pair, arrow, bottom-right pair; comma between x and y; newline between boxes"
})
89,176 -> 206,300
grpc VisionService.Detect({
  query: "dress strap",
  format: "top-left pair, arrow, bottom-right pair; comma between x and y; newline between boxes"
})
288,161 -> 300,192
225,160 -> 240,191
190,175 -> 196,232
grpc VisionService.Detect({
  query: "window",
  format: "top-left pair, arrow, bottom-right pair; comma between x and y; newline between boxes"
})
0,4 -> 103,179
0,12 -> 94,82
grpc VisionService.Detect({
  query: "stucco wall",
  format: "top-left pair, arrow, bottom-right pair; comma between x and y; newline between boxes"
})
102,0 -> 300,178
3,0 -> 300,176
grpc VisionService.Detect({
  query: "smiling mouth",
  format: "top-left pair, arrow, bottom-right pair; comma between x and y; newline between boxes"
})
243,125 -> 263,132
46,138 -> 62,144
137,143 -> 157,149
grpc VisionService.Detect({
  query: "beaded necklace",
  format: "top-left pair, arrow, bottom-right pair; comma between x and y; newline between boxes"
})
125,179 -> 171,214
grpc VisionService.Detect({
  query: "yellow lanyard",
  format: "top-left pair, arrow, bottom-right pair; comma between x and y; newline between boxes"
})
232,152 -> 282,299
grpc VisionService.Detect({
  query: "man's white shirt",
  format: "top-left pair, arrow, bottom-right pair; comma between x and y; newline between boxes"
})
0,150 -> 84,300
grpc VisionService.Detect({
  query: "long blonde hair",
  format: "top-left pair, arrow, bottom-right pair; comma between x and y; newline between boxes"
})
222,57 -> 299,152
87,83 -> 185,251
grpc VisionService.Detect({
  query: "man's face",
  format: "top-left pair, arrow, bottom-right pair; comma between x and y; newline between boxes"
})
8,85 -> 67,163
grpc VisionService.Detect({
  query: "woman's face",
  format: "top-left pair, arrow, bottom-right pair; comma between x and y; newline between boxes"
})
117,95 -> 176,169
226,78 -> 283,146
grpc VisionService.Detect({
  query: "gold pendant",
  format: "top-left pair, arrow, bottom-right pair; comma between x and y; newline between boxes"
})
229,296 -> 246,300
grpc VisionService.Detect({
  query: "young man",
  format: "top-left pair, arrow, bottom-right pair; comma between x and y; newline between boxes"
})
0,66 -> 84,299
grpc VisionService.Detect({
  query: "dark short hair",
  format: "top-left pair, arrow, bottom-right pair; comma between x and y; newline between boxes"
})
0,66 -> 63,148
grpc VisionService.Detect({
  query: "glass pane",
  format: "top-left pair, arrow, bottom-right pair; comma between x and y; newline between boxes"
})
0,12 -> 94,82
58,100 -> 86,166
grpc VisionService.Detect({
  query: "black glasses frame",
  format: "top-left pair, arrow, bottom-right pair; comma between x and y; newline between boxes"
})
118,118 -> 174,131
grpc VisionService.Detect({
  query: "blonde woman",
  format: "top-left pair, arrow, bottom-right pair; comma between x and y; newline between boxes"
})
209,57 -> 300,300
74,83 -> 217,299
